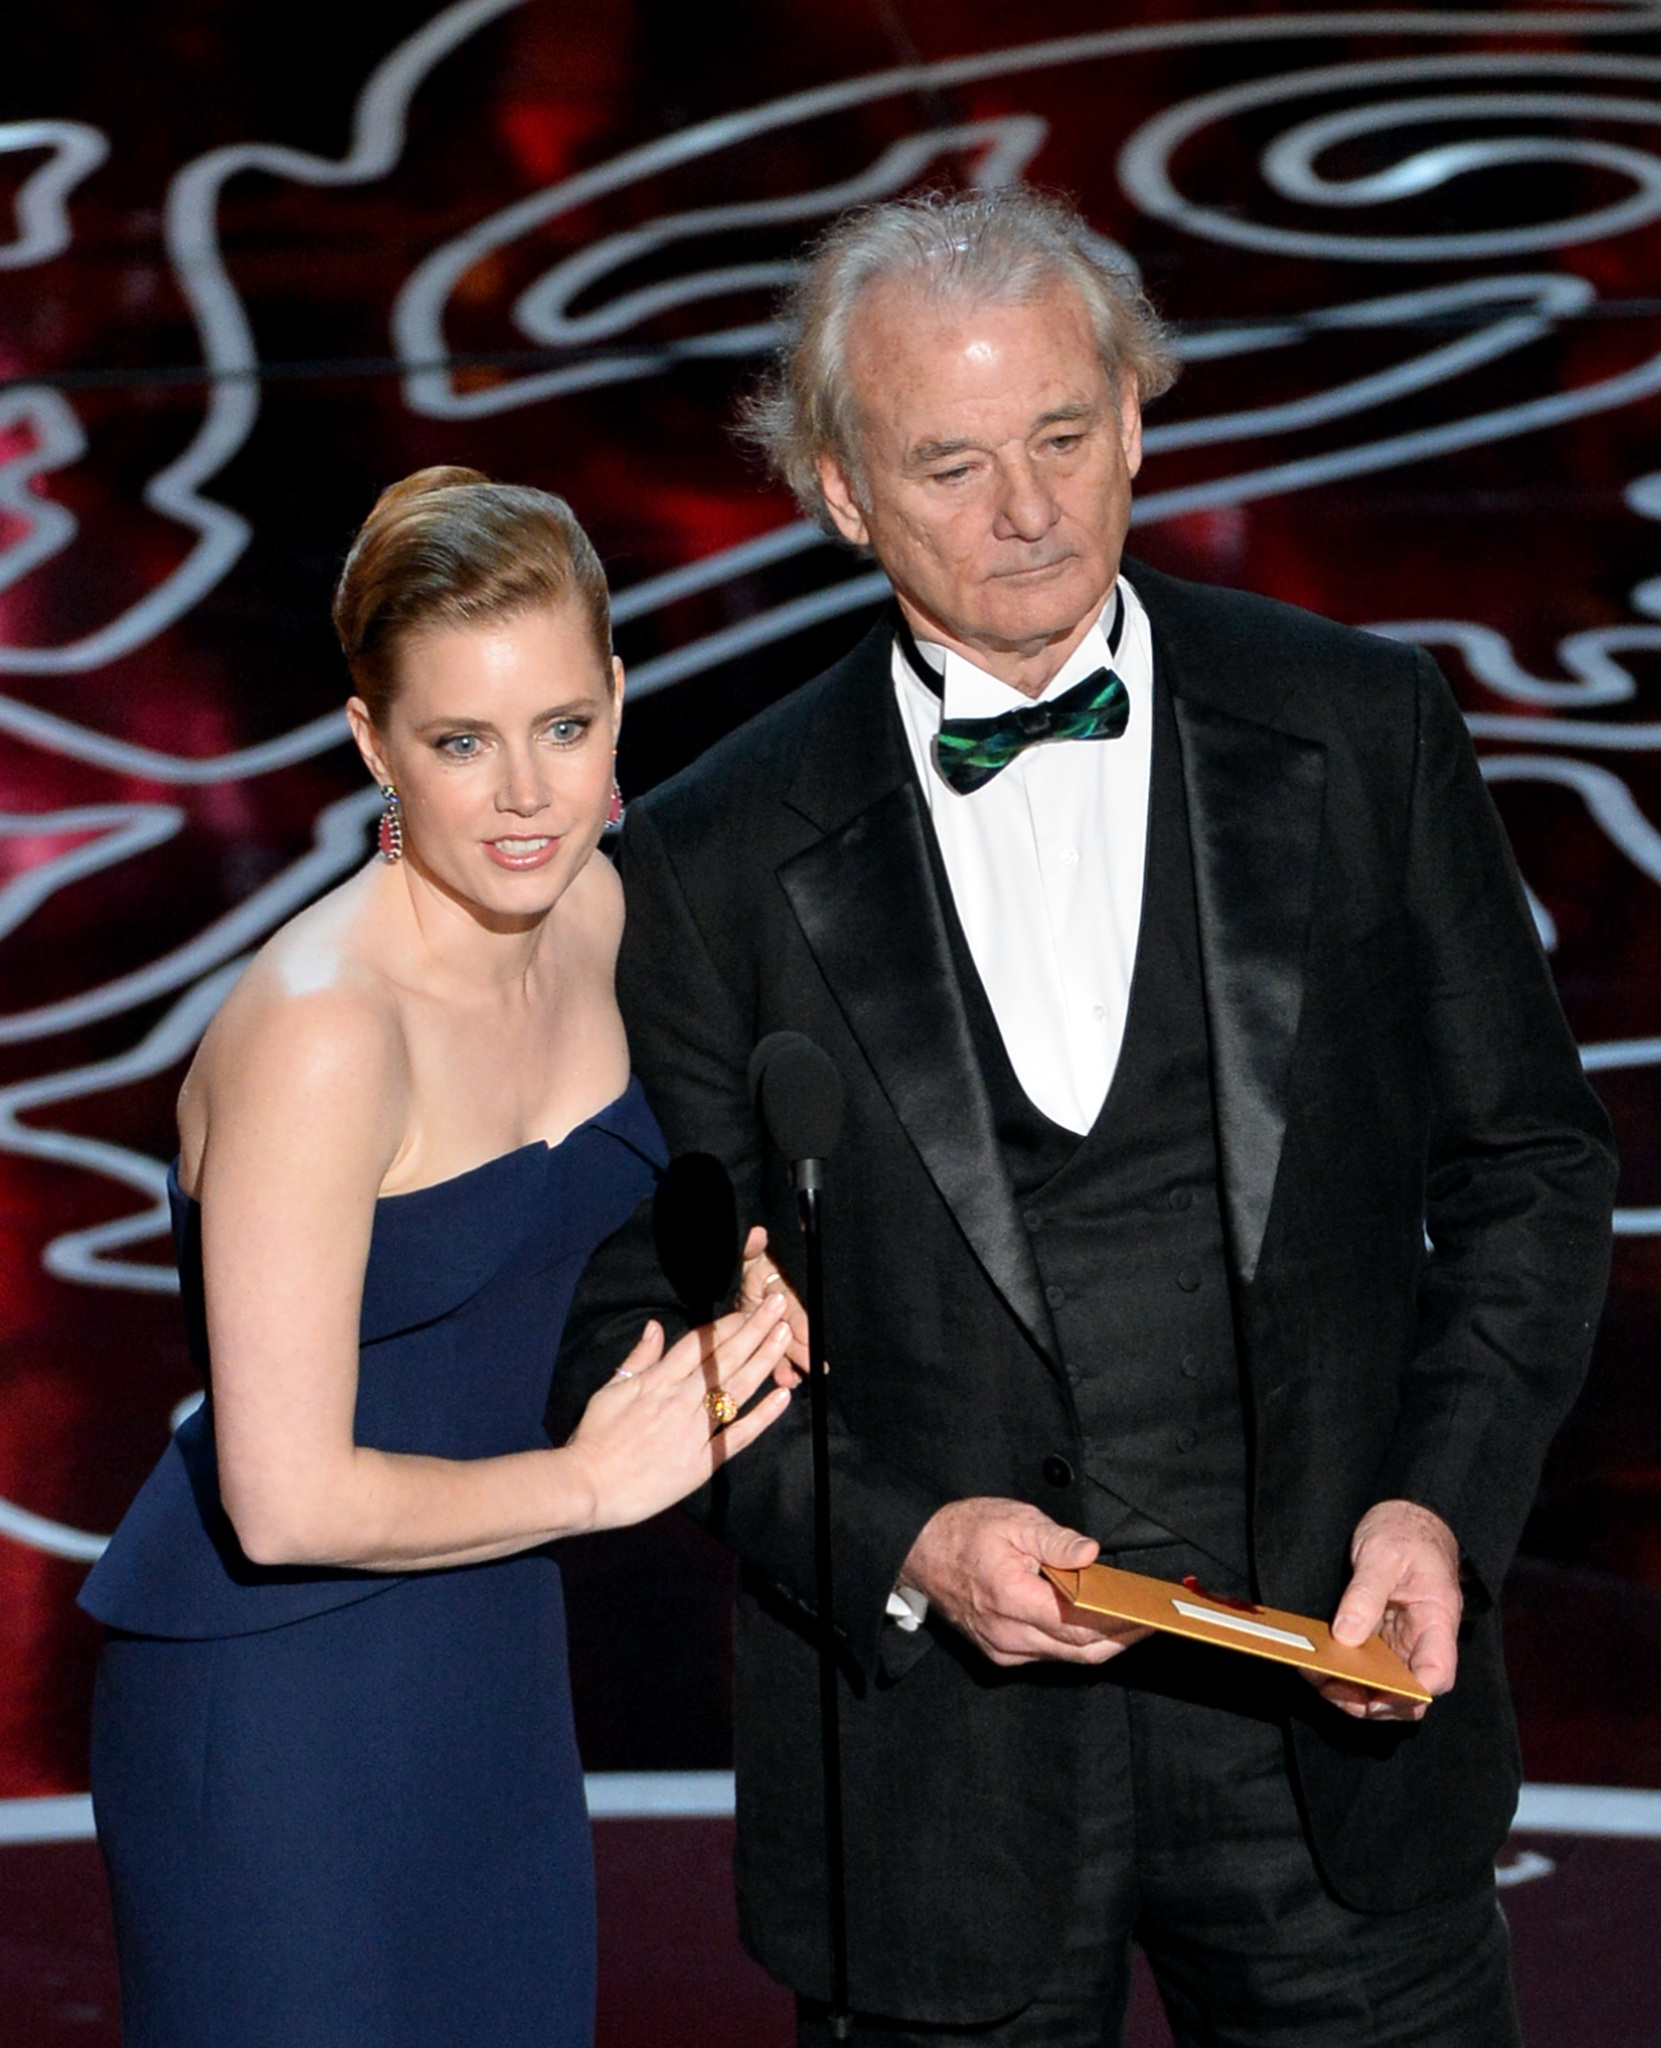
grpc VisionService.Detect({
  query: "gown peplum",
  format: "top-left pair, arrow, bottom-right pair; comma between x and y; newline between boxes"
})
80,1080 -> 666,2048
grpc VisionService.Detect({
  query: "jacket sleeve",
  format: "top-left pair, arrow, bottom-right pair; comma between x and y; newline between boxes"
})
1372,649 -> 1617,1598
555,802 -> 944,1681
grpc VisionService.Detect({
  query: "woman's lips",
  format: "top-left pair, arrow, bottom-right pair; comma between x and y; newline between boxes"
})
483,834 -> 562,871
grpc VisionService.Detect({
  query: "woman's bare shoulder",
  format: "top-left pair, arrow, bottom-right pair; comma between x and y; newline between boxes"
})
179,873 -> 411,1189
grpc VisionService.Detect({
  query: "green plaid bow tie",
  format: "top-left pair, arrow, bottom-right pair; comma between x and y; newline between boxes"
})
932,666 -> 1130,794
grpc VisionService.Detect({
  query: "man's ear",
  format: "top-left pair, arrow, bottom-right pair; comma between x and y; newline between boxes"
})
1117,380 -> 1144,482
816,453 -> 871,548
345,697 -> 391,786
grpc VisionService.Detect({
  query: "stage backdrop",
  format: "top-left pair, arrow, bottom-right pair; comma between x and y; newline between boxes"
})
3,0 -> 1661,1794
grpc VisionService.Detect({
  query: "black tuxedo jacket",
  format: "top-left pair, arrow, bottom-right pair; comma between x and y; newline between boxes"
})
558,560 -> 1616,2023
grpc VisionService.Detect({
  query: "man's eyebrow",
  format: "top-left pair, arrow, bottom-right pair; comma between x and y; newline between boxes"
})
908,404 -> 1101,465
909,436 -> 979,465
1033,402 -> 1098,429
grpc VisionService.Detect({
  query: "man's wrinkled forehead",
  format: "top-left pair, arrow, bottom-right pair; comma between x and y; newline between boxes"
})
839,274 -> 1112,442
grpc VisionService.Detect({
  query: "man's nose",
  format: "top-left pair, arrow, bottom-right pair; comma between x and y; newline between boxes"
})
992,459 -> 1058,542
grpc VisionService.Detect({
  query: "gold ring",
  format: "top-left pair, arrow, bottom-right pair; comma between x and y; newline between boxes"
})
704,1387 -> 738,1427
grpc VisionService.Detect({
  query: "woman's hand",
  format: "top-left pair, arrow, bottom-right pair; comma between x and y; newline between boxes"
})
564,1290 -> 794,1531
736,1225 -> 810,1385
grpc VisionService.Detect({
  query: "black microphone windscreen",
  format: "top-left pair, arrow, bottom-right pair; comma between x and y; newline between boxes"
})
652,1152 -> 740,1314
748,1031 -> 845,1163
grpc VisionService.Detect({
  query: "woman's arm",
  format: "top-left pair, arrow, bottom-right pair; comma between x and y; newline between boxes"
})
194,982 -> 790,1572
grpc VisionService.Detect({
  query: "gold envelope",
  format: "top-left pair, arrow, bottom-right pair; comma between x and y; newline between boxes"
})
1040,1561 -> 1432,1704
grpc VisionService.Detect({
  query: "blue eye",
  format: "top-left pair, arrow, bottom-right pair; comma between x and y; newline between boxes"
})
437,733 -> 481,758
548,718 -> 589,746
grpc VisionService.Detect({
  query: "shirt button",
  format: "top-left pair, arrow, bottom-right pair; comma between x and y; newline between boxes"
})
1042,1455 -> 1075,1489
1169,1187 -> 1194,1211
1059,848 -> 1079,866
1176,1266 -> 1202,1293
1045,1283 -> 1067,1308
1180,1354 -> 1201,1380
1090,1004 -> 1107,1023
1176,1428 -> 1199,1454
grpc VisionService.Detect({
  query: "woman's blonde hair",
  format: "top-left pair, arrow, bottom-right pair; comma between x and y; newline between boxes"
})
332,467 -> 611,723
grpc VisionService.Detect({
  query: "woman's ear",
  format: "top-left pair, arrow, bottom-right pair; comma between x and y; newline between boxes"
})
345,697 -> 391,786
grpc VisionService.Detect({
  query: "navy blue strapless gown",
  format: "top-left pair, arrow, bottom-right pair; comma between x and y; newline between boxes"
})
80,1082 -> 665,2048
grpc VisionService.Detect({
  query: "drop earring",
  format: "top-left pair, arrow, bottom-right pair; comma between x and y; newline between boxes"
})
606,751 -> 624,830
377,784 -> 403,862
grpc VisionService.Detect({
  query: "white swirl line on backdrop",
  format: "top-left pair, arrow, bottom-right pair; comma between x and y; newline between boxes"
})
0,964 -> 246,1293
1120,55 -> 1661,261
0,121 -> 108,268
0,0 -> 530,678
1365,460 -> 1661,1237
392,9 -> 1661,418
1141,276 -> 1597,453
0,9 -> 1654,704
8,5 -> 1661,1556
0,968 -> 249,1561
509,117 -> 1054,374
0,386 -> 87,598
0,805 -> 184,944
0,784 -> 381,1046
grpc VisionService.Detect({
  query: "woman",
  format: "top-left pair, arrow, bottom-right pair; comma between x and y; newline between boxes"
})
80,468 -> 796,2048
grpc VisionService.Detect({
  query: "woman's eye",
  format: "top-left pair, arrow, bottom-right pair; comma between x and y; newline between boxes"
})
437,733 -> 481,758
548,718 -> 588,746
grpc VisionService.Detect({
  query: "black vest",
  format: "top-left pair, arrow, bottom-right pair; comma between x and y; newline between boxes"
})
932,673 -> 1251,1573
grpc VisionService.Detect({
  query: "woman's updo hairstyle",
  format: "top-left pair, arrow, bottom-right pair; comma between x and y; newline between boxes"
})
333,466 -> 612,726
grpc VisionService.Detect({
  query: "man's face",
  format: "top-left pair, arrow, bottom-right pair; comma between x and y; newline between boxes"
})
817,278 -> 1143,690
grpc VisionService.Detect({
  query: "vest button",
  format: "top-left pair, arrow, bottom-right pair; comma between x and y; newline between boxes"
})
1023,1210 -> 1044,1231
1045,1283 -> 1067,1308
1042,1455 -> 1075,1489
1180,1354 -> 1201,1379
1175,1428 -> 1199,1454
1170,1187 -> 1194,1211
1176,1266 -> 1202,1292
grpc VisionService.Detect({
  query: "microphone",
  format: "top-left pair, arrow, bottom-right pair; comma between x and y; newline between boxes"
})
747,1031 -> 845,1199
746,1027 -> 851,2034
652,1152 -> 740,1324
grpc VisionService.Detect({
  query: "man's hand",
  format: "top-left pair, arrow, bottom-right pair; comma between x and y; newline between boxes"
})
1310,1499 -> 1462,1723
737,1225 -> 809,1384
900,1497 -> 1150,1668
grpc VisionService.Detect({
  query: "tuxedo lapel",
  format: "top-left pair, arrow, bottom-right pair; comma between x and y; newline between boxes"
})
777,629 -> 1058,1362
1172,693 -> 1326,1285
773,576 -> 1329,1321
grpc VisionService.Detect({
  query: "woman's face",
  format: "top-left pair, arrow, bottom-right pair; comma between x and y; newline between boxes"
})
348,600 -> 622,929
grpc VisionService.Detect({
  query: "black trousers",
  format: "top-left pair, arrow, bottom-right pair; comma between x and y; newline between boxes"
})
800,1538 -> 1520,2048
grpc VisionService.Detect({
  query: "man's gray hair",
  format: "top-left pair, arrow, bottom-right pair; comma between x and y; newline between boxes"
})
737,187 -> 1180,535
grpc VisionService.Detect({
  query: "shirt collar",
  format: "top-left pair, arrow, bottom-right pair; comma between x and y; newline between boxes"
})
896,583 -> 1127,725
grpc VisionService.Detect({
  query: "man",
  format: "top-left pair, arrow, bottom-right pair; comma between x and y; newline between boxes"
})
558,189 -> 1616,2044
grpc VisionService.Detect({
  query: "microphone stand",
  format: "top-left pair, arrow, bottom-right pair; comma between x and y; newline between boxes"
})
792,1156 -> 852,2042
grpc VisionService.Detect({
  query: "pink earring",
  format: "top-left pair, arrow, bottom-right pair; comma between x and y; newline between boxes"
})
606,753 -> 624,829
377,785 -> 403,862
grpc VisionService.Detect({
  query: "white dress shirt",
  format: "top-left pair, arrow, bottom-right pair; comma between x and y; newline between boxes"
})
892,575 -> 1155,1136
884,578 -> 1155,1631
